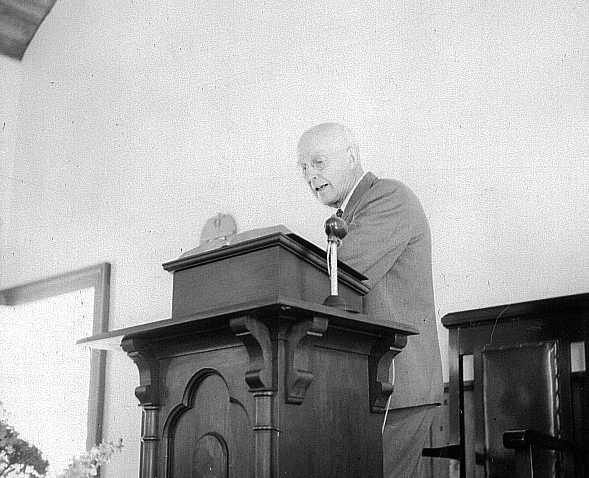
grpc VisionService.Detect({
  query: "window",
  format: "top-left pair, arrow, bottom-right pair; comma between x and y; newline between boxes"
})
0,264 -> 109,476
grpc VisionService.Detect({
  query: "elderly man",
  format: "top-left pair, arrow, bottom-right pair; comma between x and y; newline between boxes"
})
297,123 -> 443,477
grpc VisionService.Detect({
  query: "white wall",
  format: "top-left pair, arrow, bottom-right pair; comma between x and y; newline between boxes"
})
1,0 -> 588,474
0,56 -> 22,259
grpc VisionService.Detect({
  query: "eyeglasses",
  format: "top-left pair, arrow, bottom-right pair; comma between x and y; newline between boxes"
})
300,158 -> 327,176
298,147 -> 351,176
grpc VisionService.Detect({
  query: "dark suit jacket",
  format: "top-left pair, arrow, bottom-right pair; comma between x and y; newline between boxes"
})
339,172 -> 443,409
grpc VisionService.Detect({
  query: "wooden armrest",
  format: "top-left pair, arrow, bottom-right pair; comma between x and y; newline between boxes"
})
503,429 -> 577,453
422,444 -> 461,459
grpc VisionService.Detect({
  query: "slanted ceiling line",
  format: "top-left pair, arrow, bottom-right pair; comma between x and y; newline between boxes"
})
0,0 -> 57,60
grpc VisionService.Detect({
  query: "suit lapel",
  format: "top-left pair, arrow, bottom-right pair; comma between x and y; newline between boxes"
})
342,172 -> 377,222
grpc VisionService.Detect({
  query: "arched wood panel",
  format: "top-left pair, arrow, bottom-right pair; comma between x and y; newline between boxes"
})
164,370 -> 253,478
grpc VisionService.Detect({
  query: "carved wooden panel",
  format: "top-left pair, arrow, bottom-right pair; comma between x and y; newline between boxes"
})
164,370 -> 252,478
192,434 -> 227,478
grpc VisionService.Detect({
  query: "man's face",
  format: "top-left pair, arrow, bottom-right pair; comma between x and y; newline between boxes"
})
297,132 -> 356,208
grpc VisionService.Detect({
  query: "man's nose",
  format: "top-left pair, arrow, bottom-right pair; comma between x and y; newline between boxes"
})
305,165 -> 319,181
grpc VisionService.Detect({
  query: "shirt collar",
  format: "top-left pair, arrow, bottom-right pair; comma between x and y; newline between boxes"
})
339,171 -> 367,212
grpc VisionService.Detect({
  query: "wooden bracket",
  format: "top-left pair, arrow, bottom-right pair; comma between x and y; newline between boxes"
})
285,316 -> 329,404
121,336 -> 160,407
230,316 -> 274,391
368,334 -> 407,413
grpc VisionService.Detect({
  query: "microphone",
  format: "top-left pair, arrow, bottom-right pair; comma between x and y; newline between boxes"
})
323,214 -> 348,309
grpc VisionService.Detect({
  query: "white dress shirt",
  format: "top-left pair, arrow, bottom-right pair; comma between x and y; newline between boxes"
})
338,171 -> 368,213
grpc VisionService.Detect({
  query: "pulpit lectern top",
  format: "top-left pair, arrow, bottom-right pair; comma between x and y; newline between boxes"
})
80,226 -> 417,478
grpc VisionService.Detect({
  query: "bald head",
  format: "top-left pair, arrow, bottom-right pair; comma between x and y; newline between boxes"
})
297,123 -> 363,208
297,123 -> 359,159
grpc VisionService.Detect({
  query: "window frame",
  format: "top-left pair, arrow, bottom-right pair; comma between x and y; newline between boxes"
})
0,263 -> 110,449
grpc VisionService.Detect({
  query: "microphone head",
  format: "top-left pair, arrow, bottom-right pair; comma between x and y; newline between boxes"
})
324,215 -> 348,241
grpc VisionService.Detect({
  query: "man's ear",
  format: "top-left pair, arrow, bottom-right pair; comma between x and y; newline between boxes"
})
347,145 -> 358,166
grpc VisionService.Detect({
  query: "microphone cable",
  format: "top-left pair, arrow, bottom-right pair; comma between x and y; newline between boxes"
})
381,361 -> 395,434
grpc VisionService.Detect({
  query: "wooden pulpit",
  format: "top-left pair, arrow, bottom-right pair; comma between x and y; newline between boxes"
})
80,226 -> 417,478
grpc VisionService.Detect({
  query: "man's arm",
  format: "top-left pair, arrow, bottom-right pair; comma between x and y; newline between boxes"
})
338,184 -> 414,289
